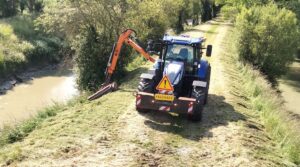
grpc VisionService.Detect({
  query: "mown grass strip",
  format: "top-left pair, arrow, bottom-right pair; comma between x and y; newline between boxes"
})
0,96 -> 87,148
224,28 -> 300,165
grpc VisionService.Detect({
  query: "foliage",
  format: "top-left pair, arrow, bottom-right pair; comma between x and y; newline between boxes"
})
274,0 -> 300,58
235,4 -> 299,80
0,0 -> 44,18
0,15 -> 69,79
75,27 -> 112,91
216,0 -> 271,19
0,0 -> 18,17
275,0 -> 300,20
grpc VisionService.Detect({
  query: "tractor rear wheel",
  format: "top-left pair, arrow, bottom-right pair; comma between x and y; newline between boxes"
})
189,89 -> 204,122
138,78 -> 154,93
187,104 -> 203,122
136,78 -> 154,114
200,65 -> 211,105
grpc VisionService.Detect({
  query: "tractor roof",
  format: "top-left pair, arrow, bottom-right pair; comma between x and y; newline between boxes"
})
163,35 -> 205,45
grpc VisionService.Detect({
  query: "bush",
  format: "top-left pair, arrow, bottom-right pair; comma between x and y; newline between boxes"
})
25,37 -> 65,64
235,4 -> 299,80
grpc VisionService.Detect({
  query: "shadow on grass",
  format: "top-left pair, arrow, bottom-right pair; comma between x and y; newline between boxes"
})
141,94 -> 245,141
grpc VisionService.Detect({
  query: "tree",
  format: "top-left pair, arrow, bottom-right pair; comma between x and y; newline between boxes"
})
0,0 -> 18,17
20,0 -> 26,14
275,0 -> 300,58
236,4 -> 299,80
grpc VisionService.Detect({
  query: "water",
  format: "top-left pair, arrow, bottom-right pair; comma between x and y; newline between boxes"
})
0,69 -> 79,127
279,61 -> 300,115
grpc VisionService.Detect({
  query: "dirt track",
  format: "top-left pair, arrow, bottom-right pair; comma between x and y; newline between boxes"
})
0,20 -> 292,167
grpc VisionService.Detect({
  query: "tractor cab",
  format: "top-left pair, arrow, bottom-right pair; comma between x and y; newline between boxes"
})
151,35 -> 212,97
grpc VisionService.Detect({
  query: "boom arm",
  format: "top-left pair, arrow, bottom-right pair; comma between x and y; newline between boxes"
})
88,29 -> 155,101
105,29 -> 155,83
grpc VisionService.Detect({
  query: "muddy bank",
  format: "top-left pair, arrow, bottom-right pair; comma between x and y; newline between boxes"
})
0,64 -> 64,95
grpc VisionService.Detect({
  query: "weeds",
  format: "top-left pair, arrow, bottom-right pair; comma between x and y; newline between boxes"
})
0,103 -> 65,147
225,29 -> 300,164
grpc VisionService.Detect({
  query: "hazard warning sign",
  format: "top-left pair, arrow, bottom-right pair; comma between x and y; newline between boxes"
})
156,76 -> 174,91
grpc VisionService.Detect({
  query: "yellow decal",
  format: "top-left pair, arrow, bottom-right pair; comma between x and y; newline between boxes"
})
154,94 -> 175,102
156,76 -> 174,91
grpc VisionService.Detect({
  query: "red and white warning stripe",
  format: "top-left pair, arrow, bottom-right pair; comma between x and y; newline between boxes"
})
188,102 -> 194,114
159,106 -> 171,112
159,90 -> 173,95
136,95 -> 142,106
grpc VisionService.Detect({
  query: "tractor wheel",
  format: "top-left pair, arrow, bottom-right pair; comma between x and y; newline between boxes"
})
138,78 -> 154,93
197,65 -> 211,105
203,66 -> 211,105
187,104 -> 203,122
189,89 -> 204,122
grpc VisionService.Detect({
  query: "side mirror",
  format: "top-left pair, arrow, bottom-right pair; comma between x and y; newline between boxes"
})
206,45 -> 212,57
146,39 -> 160,55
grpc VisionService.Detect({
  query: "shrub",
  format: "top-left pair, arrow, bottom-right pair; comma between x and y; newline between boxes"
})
9,15 -> 36,40
235,4 -> 299,80
24,36 -> 67,64
0,24 -> 13,38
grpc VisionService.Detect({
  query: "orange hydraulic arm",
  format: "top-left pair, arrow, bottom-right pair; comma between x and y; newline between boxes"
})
88,29 -> 155,101
106,29 -> 155,80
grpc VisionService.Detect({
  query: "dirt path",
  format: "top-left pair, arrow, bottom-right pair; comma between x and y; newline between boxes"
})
0,20 -> 291,167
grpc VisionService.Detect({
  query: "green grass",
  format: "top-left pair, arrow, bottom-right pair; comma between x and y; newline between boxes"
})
224,29 -> 300,164
205,24 -> 218,41
0,96 -> 87,148
0,63 -> 150,164
0,14 -> 69,80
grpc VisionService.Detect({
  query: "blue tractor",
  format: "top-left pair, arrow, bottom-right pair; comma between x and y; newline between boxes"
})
136,34 -> 212,121
88,29 -> 212,121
